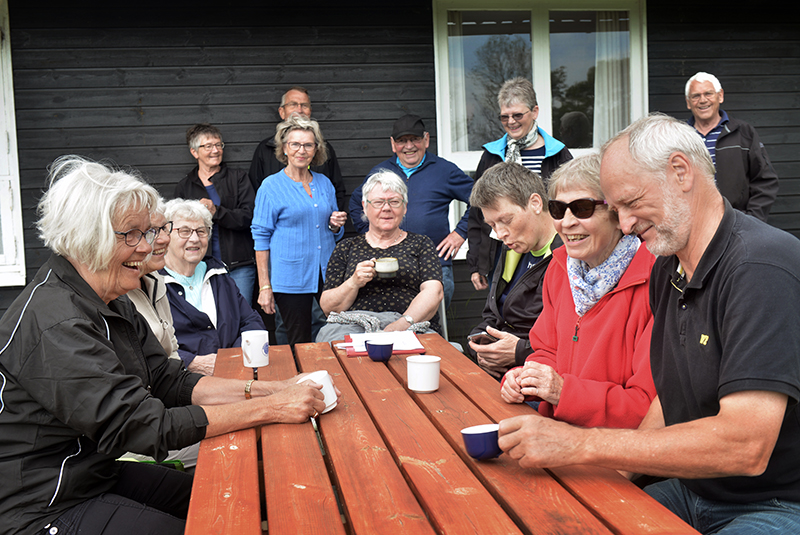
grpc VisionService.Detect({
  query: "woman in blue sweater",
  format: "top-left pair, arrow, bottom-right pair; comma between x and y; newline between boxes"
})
252,115 -> 347,344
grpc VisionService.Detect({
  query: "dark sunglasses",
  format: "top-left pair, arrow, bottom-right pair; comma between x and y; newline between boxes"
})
548,198 -> 607,220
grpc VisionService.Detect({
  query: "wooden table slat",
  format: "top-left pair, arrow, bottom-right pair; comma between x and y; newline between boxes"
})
185,350 -> 261,535
258,344 -> 346,535
387,341 -> 612,535
415,335 -> 699,535
295,342 -> 436,535
333,344 -> 525,534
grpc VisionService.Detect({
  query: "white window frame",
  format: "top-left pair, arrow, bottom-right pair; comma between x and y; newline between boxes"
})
0,0 -> 26,287
432,0 -> 649,173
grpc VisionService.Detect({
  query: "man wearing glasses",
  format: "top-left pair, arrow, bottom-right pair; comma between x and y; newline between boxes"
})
684,72 -> 778,223
247,86 -> 346,211
348,114 -> 474,309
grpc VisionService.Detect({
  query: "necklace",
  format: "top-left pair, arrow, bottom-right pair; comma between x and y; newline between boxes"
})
367,230 -> 404,249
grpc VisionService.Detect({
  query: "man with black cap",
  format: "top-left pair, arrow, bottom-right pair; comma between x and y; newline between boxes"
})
349,114 -> 473,308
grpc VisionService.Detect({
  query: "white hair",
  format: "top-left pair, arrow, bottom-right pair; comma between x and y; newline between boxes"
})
164,198 -> 214,235
685,72 -> 722,99
37,155 -> 159,272
601,113 -> 716,183
360,170 -> 408,224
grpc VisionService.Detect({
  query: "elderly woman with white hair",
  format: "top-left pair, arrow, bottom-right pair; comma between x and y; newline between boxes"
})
0,156 -> 329,535
162,198 -> 264,376
317,170 -> 443,341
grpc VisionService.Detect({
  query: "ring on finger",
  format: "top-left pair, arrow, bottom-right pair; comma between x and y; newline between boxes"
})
311,410 -> 319,420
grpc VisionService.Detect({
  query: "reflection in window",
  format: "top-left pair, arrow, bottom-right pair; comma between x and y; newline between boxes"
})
550,11 -> 630,148
447,11 -> 531,152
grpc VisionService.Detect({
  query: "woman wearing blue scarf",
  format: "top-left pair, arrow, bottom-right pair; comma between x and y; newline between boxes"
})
500,154 -> 657,430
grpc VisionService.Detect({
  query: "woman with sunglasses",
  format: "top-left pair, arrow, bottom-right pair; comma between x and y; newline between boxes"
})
162,198 -> 265,375
251,115 -> 348,345
500,154 -> 657,430
467,77 -> 573,291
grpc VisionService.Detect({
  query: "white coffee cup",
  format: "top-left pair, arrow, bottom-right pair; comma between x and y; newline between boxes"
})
297,370 -> 337,414
375,257 -> 399,278
242,330 -> 270,368
406,355 -> 441,393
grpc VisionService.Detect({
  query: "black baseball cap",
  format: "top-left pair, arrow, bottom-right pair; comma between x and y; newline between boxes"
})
392,114 -> 425,139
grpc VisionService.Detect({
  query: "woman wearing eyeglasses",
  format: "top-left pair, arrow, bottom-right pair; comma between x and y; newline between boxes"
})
174,123 -> 258,305
500,154 -> 657,430
162,198 -> 265,375
468,77 -> 573,291
0,157 -> 331,535
127,199 -> 181,361
317,170 -> 443,341
252,115 -> 348,345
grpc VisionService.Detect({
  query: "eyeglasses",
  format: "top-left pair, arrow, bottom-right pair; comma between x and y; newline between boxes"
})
282,101 -> 312,111
154,221 -> 173,235
173,226 -> 210,239
198,142 -> 224,151
548,198 -> 607,220
688,91 -> 717,102
115,227 -> 159,247
498,110 -> 530,124
366,198 -> 404,209
287,141 -> 316,152
393,136 -> 424,146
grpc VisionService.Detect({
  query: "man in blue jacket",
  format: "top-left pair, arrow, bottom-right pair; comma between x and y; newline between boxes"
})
349,114 -> 473,308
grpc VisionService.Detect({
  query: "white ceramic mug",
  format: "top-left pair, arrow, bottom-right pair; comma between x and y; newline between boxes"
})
297,370 -> 337,414
406,355 -> 441,393
375,257 -> 399,278
242,330 -> 270,367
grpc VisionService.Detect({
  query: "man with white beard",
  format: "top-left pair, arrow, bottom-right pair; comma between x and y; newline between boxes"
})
496,113 -> 800,535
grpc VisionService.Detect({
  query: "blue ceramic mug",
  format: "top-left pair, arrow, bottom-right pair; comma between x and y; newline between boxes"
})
461,423 -> 502,460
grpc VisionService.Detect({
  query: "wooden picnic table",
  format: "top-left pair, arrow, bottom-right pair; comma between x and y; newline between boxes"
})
186,333 -> 698,534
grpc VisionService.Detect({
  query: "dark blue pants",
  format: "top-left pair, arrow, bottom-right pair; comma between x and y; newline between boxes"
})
40,462 -> 192,535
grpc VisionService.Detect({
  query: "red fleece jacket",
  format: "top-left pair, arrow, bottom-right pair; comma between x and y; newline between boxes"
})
514,244 -> 657,429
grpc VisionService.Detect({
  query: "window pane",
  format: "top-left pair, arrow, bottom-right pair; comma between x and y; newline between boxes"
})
550,11 -> 630,148
447,11 -> 531,151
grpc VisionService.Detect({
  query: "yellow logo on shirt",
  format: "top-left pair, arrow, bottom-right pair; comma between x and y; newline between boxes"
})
699,334 -> 709,346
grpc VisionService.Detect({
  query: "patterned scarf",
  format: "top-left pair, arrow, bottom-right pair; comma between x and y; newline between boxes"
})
505,124 -> 539,164
567,234 -> 640,316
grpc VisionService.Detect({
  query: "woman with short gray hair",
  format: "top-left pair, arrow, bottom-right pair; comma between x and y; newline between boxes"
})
467,77 -> 572,291
318,169 -> 443,340
175,123 -> 257,305
0,156 -> 328,535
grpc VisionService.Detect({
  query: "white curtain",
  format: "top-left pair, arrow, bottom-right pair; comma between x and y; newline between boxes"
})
447,11 -> 469,152
593,11 -> 630,146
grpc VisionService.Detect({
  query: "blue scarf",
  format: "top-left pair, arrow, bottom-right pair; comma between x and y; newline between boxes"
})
567,234 -> 639,316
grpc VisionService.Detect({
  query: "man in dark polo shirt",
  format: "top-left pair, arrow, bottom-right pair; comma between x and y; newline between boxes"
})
497,113 -> 800,534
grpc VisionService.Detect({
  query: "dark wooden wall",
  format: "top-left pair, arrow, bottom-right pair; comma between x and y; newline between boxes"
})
647,0 -> 800,237
2,0 -> 799,351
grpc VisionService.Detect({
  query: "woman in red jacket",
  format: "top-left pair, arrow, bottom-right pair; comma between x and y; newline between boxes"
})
500,153 -> 657,429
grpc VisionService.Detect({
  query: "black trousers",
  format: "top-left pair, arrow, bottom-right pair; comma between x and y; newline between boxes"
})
40,461 -> 192,535
273,272 -> 324,345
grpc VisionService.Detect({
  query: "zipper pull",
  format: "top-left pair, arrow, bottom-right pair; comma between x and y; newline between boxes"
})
572,318 -> 581,342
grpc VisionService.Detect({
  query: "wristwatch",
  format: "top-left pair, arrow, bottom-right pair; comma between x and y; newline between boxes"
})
402,314 -> 414,324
